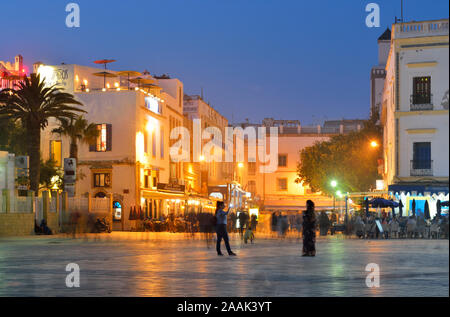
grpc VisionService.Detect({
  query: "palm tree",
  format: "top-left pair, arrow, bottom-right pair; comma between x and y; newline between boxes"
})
52,116 -> 99,161
0,73 -> 85,193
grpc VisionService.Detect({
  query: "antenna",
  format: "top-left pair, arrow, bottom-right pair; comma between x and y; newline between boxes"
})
395,0 -> 405,23
401,0 -> 404,23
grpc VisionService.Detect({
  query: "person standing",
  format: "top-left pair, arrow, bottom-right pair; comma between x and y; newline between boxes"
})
318,211 -> 330,236
215,201 -> 236,256
250,214 -> 258,232
302,200 -> 317,256
238,210 -> 247,239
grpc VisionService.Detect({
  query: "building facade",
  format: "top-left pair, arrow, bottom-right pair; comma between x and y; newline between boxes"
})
37,63 -> 191,230
183,95 -> 232,193
232,118 -> 363,212
381,19 -> 449,204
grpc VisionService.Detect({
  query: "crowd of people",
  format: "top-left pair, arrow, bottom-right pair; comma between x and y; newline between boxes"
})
352,213 -> 449,239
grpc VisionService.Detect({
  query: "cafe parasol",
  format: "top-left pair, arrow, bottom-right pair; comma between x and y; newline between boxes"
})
424,200 -> 431,220
93,59 -> 116,70
93,71 -> 118,89
129,77 -> 155,88
116,70 -> 142,90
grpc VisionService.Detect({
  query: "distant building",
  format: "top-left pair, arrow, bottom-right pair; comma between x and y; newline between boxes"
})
0,54 -> 26,90
381,19 -> 449,204
231,118 -> 363,211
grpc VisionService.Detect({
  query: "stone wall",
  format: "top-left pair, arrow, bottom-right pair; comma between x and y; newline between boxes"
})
0,213 -> 35,236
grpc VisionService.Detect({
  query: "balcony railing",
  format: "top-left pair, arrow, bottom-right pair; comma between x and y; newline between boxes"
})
410,160 -> 433,176
410,94 -> 433,111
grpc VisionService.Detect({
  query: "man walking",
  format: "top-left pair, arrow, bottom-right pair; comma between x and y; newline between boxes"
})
215,201 -> 237,256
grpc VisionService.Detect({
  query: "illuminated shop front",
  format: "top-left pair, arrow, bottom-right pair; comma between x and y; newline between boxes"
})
388,184 -> 449,218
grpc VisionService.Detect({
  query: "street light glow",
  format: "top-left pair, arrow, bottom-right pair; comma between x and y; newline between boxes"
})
238,162 -> 244,168
331,180 -> 337,188
370,140 -> 379,148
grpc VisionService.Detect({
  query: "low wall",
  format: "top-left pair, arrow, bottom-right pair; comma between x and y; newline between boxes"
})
47,212 -> 59,234
0,213 -> 35,236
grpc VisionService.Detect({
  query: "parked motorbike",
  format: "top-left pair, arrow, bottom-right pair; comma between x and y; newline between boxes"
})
93,217 -> 111,233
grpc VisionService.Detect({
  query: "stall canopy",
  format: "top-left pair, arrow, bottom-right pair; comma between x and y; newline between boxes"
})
369,198 -> 399,208
388,184 -> 449,195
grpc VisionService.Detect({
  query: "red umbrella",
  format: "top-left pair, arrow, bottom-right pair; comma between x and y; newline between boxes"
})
94,59 -> 116,70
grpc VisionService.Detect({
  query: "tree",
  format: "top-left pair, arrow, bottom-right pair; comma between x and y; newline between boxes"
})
52,116 -> 99,161
40,159 -> 63,190
0,73 -> 85,193
0,118 -> 28,155
296,115 -> 382,196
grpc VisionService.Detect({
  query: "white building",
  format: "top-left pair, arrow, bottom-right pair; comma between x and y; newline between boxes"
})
381,19 -> 449,206
37,63 -> 188,230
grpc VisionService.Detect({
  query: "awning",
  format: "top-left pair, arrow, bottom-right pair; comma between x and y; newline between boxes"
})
141,190 -> 185,200
388,184 -> 449,195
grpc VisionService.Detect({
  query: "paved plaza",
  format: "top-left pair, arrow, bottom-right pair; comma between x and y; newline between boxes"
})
0,233 -> 448,297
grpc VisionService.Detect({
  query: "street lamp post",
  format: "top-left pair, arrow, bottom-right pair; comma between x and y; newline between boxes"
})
331,180 -> 337,212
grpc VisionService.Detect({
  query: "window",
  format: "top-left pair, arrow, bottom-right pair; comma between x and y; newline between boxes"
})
144,170 -> 150,188
278,154 -> 287,167
412,76 -> 431,104
277,178 -> 288,191
90,124 -> 112,152
248,162 -> 256,175
50,140 -> 62,167
248,180 -> 256,194
160,127 -> 164,158
413,142 -> 431,169
145,96 -> 161,114
93,173 -> 111,188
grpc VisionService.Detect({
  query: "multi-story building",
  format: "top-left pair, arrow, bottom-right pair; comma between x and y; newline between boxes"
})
183,95 -> 232,193
37,63 -> 189,230
231,118 -> 363,212
381,19 -> 449,211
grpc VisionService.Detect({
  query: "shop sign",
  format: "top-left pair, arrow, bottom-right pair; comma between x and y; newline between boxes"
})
157,183 -> 185,193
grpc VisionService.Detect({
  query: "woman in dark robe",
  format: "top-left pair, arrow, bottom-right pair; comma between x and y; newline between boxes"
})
302,200 -> 317,256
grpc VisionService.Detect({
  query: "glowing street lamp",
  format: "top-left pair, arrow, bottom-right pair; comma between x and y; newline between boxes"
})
237,162 -> 244,168
330,180 -> 338,212
370,140 -> 379,148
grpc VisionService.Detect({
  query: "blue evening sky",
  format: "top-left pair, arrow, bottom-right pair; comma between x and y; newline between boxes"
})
1,0 -> 448,124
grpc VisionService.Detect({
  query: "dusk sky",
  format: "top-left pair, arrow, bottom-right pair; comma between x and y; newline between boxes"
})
1,0 -> 448,125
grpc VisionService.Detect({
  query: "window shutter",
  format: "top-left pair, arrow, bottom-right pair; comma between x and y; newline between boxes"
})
106,124 -> 112,151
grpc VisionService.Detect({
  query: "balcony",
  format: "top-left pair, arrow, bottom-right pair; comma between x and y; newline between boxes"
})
410,94 -> 433,111
410,160 -> 433,176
